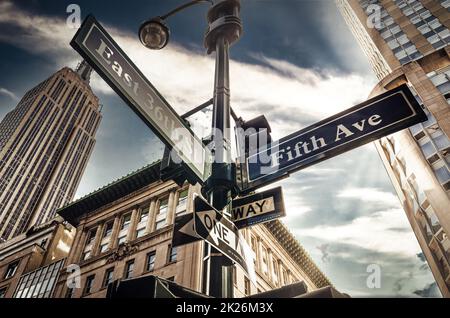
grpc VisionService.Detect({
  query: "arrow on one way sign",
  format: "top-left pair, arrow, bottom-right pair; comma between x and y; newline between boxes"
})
193,194 -> 256,284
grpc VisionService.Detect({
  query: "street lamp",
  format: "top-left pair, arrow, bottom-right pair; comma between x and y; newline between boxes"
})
138,0 -> 213,50
138,0 -> 242,298
138,17 -> 170,50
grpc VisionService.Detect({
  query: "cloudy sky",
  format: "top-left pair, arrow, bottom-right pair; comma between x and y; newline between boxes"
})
0,0 -> 440,297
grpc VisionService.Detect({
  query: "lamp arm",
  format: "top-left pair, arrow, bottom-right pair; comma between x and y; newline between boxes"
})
161,0 -> 214,20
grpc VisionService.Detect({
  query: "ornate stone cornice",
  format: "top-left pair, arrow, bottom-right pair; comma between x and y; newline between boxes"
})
106,242 -> 138,263
263,220 -> 332,288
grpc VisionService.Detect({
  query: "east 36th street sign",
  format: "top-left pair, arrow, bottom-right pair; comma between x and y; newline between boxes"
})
71,15 -> 211,184
240,84 -> 427,192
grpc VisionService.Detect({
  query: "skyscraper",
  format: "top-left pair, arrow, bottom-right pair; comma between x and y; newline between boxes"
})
0,61 -> 102,241
336,0 -> 450,297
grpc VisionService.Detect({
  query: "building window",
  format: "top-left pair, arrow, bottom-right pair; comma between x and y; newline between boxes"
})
136,228 -> 146,239
272,260 -> 279,284
282,268 -> 289,286
146,251 -> 156,272
117,213 -> 131,245
250,236 -> 258,267
434,164 -> 450,184
136,208 -> 149,239
261,247 -> 268,275
4,261 -> 19,279
121,213 -> 132,231
82,227 -> 97,260
13,259 -> 64,298
155,198 -> 169,230
167,245 -> 177,263
85,227 -> 97,246
244,277 -> 251,296
413,130 -> 426,141
99,244 -> 108,253
176,189 -> 188,215
117,236 -> 126,246
117,236 -> 127,245
103,267 -> 114,288
99,221 -> 114,253
0,286 -> 7,298
139,207 -> 149,224
428,153 -> 441,165
65,287 -> 74,298
124,260 -> 134,279
104,221 -> 114,237
83,275 -> 95,295
82,250 -> 91,261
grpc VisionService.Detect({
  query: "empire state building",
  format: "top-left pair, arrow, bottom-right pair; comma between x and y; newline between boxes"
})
0,61 -> 102,241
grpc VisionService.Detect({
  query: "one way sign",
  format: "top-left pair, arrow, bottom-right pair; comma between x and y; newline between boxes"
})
232,186 -> 285,229
193,194 -> 256,283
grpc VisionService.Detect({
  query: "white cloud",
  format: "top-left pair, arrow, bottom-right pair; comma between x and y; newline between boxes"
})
0,1 -> 76,60
0,1 -> 376,143
0,87 -> 18,101
298,209 -> 422,257
337,187 -> 399,207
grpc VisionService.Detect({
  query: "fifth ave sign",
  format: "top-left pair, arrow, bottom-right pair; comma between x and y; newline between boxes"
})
241,84 -> 427,192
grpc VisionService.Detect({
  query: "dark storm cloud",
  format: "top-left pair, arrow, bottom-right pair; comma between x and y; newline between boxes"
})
393,272 -> 413,293
9,0 -> 357,74
417,252 -> 426,263
416,252 -> 430,271
413,282 -> 440,298
236,0 -> 366,75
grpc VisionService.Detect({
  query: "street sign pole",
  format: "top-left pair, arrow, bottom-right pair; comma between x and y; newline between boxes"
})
205,35 -> 233,298
201,0 -> 242,298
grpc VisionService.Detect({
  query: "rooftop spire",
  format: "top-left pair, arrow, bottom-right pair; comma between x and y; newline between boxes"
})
75,60 -> 92,85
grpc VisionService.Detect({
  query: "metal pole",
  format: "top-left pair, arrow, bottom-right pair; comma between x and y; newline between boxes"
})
205,35 -> 234,298
201,0 -> 242,298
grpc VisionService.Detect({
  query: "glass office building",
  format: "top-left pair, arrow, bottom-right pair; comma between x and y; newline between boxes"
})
337,0 -> 450,297
13,259 -> 65,298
